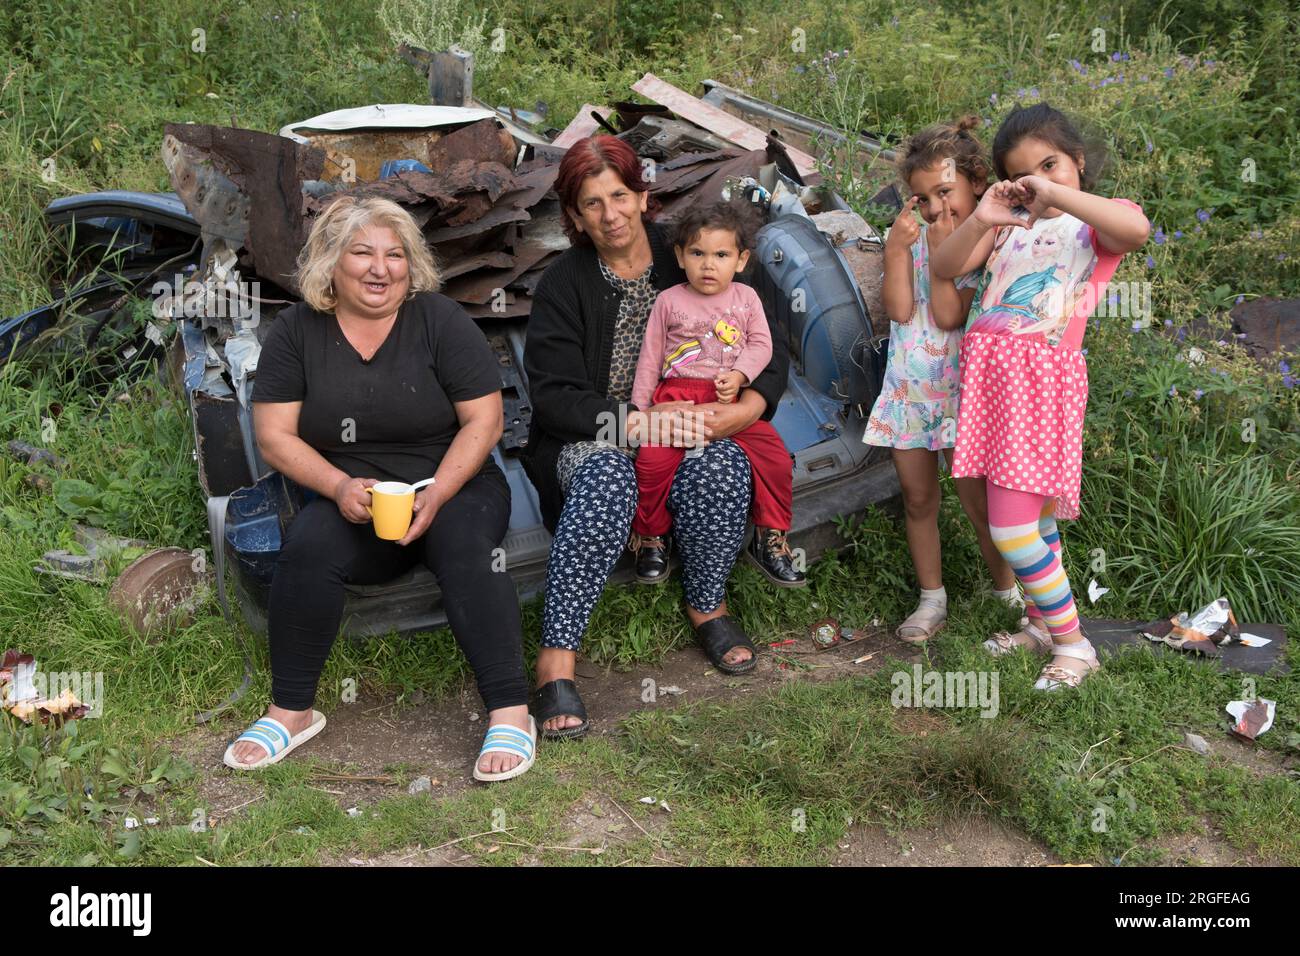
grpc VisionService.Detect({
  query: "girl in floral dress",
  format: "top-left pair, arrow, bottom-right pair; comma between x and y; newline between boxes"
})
864,116 -> 1018,644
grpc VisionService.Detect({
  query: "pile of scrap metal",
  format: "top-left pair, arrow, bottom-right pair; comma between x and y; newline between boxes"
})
159,73 -> 898,493
142,72 -> 914,652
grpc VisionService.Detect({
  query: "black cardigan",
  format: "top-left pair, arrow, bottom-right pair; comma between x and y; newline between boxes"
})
521,219 -> 789,533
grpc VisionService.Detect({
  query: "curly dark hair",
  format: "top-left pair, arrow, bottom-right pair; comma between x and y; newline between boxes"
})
672,198 -> 761,253
896,114 -> 992,190
992,103 -> 1108,191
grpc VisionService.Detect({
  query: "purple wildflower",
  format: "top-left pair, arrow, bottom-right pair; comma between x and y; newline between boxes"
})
1174,230 -> 1184,239
1236,295 -> 1244,304
1278,253 -> 1288,262
1196,208 -> 1211,223
1163,67 -> 1174,78
1168,385 -> 1178,397
1111,51 -> 1122,61
1280,360 -> 1291,374
1146,141 -> 1154,153
1145,255 -> 1155,269
1069,59 -> 1086,74
1153,227 -> 1166,245
1284,375 -> 1297,389
1176,328 -> 1186,341
1164,319 -> 1173,327
1250,228 -> 1263,239
990,92 -> 998,104
1194,389 -> 1204,400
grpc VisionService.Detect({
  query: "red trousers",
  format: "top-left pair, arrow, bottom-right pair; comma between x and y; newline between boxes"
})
633,377 -> 794,536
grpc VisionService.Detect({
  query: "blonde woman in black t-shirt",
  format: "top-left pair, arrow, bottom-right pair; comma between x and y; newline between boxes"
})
224,196 -> 535,782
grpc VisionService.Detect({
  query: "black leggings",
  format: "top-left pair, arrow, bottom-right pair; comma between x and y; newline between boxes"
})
267,465 -> 528,713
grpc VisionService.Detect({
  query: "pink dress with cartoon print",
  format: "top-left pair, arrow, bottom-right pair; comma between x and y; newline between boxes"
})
952,199 -> 1142,519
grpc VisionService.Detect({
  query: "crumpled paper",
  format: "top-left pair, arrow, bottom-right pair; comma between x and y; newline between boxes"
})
1226,698 -> 1276,741
0,649 -> 89,724
1140,598 -> 1241,656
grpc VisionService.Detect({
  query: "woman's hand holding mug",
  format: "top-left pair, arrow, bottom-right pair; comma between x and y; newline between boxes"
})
334,476 -> 379,523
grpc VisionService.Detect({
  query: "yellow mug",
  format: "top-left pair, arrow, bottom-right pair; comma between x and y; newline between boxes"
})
364,478 -> 435,540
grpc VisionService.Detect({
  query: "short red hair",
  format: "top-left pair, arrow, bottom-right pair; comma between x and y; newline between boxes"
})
554,134 -> 661,247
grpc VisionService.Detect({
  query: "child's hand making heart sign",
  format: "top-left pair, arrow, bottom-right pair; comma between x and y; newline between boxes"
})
714,369 -> 748,404
975,176 -> 1059,230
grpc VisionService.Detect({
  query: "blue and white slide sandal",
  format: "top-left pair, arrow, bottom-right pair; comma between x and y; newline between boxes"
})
222,710 -> 327,770
472,715 -> 537,783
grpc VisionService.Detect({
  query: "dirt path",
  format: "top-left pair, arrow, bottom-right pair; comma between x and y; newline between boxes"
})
175,626 -> 1286,866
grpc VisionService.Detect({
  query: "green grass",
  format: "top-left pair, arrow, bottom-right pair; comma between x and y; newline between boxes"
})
2,0 -> 1299,865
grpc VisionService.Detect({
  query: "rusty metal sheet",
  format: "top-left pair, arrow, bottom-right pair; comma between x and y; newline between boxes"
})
498,164 -> 559,210
425,117 -> 517,171
516,201 -> 570,253
162,133 -> 251,251
303,160 -> 519,235
437,251 -> 516,280
440,238 -> 562,305
163,124 -> 325,292
510,261 -> 555,294
631,73 -> 819,178
649,151 -> 739,197
423,205 -> 530,244
654,148 -> 770,223
517,144 -> 567,174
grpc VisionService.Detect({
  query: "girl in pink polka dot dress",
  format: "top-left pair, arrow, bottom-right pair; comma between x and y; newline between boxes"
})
931,104 -> 1150,690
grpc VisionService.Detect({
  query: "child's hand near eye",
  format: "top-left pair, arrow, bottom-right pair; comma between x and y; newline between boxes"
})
927,194 -> 959,248
714,370 -> 747,404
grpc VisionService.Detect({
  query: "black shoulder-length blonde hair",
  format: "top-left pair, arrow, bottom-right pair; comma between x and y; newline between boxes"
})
295,195 -> 441,312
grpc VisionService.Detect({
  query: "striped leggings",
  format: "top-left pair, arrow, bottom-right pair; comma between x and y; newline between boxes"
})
986,482 -> 1080,639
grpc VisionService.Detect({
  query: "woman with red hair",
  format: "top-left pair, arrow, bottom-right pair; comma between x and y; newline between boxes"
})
522,136 -> 790,738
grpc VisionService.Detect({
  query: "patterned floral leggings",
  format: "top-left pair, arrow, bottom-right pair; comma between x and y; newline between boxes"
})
541,439 -> 752,650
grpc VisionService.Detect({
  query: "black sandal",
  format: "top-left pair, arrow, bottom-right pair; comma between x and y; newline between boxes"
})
531,678 -> 591,740
695,616 -> 758,675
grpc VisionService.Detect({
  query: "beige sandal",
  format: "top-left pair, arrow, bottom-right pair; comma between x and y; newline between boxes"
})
1034,640 -> 1100,691
896,600 -> 947,646
983,616 -> 1053,656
